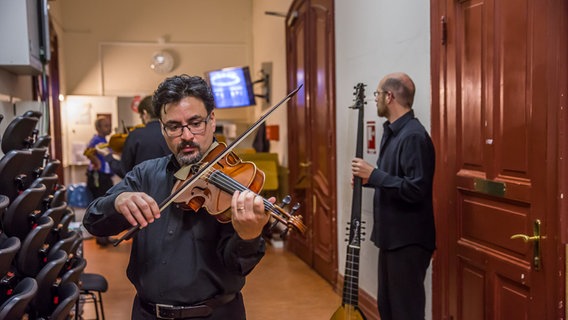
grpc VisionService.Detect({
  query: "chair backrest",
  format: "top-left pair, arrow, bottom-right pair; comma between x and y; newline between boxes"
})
48,230 -> 80,261
50,185 -> 67,208
33,135 -> 51,149
41,159 -> 60,178
3,183 -> 47,241
68,232 -> 83,260
49,282 -> 80,320
0,277 -> 38,319
1,116 -> 39,153
0,194 -> 9,225
22,110 -> 42,119
59,256 -> 87,286
30,249 -> 67,317
28,147 -> 48,180
15,216 -> 54,278
31,174 -> 59,203
0,237 -> 21,277
58,209 -> 75,239
42,201 -> 68,227
0,149 -> 33,202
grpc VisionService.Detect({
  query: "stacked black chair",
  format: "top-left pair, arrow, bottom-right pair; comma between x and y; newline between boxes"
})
60,256 -> 86,287
0,237 -> 21,295
33,135 -> 52,149
31,174 -> 59,212
0,110 -> 88,319
0,277 -> 37,319
0,237 -> 20,276
41,158 -> 61,178
50,282 -> 80,320
28,249 -> 68,318
50,185 -> 67,209
14,216 -> 54,278
59,208 -> 76,239
2,183 -> 47,241
0,194 -> 9,224
1,115 -> 39,154
42,201 -> 69,247
0,149 -> 35,202
48,230 -> 80,261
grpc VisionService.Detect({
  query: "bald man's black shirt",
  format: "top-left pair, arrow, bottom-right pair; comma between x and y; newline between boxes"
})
366,110 -> 436,251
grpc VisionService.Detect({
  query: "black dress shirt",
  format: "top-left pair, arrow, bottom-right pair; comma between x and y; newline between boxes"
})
82,155 -> 266,315
366,110 -> 436,251
106,120 -> 170,178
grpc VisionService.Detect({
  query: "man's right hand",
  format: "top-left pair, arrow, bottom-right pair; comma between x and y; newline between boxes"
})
114,192 -> 161,227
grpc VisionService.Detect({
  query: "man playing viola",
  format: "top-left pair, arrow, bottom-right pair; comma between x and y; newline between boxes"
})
83,75 -> 272,319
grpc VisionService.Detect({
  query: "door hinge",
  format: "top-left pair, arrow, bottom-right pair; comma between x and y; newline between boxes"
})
441,16 -> 447,45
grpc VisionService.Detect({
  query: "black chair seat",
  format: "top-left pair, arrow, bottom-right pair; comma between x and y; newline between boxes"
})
80,273 -> 108,292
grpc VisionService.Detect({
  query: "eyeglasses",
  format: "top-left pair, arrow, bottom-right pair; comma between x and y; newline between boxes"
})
162,114 -> 211,137
373,91 -> 388,97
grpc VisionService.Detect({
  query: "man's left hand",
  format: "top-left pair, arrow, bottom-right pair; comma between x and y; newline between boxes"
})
231,190 -> 273,240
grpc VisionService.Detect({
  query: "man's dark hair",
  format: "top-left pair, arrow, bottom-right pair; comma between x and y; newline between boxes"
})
152,75 -> 216,119
138,95 -> 158,118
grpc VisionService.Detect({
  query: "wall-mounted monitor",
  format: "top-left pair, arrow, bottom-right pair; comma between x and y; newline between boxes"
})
205,66 -> 256,108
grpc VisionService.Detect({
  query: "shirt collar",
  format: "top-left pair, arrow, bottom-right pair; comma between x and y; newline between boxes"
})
383,110 -> 415,136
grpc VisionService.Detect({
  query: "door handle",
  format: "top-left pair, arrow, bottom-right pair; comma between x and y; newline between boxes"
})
510,219 -> 546,271
299,161 -> 312,168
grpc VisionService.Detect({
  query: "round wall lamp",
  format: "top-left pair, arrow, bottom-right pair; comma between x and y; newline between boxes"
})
150,50 -> 175,74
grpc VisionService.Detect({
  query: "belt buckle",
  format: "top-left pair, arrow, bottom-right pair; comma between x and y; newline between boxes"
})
155,303 -> 175,319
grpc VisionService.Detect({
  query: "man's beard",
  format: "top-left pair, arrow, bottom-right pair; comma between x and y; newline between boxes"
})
176,141 -> 203,166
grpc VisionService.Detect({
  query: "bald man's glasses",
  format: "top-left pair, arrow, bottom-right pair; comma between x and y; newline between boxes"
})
373,91 -> 388,97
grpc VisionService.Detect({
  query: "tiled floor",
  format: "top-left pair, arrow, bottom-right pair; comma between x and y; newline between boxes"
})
81,237 -> 341,319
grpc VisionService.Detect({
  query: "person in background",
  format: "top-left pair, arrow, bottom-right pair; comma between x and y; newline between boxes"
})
351,72 -> 436,320
84,115 -> 116,246
96,95 -> 170,178
83,74 -> 272,319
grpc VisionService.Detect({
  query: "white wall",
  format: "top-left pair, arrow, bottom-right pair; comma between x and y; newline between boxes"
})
335,0 -> 432,318
251,0 -> 292,167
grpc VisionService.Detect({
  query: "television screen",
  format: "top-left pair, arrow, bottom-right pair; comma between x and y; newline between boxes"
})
205,66 -> 256,108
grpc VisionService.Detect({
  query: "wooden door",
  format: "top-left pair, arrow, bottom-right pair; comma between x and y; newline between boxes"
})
431,0 -> 567,318
285,0 -> 337,285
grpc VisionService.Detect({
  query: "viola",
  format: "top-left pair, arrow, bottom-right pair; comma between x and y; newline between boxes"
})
173,143 -> 307,233
113,84 -> 305,246
104,123 -> 146,153
83,122 -> 145,157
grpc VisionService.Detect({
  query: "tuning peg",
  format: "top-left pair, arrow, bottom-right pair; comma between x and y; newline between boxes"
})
290,203 -> 300,215
279,195 -> 291,207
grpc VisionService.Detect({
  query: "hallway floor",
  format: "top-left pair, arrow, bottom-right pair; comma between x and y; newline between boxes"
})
81,237 -> 341,319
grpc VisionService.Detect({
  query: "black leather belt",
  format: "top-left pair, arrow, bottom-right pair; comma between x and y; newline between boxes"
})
141,294 -> 236,319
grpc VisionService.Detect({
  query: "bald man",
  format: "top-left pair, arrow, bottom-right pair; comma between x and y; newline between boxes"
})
352,72 -> 436,320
